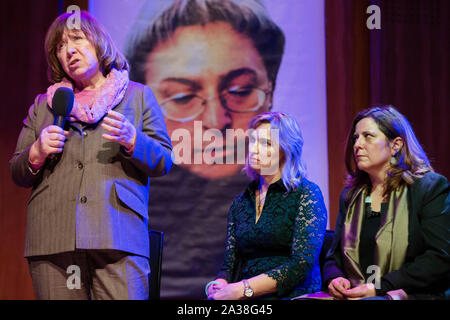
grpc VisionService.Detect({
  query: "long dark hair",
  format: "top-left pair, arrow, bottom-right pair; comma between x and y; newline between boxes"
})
345,105 -> 433,198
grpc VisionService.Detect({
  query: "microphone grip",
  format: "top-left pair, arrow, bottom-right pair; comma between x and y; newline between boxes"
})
49,115 -> 66,160
54,115 -> 66,129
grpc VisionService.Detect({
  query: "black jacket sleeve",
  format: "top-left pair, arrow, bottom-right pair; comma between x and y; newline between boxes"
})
381,172 -> 450,294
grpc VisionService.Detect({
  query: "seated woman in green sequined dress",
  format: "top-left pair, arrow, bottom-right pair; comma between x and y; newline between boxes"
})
205,112 -> 327,300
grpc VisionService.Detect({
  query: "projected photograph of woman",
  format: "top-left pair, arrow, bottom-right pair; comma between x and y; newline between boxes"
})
126,0 -> 285,298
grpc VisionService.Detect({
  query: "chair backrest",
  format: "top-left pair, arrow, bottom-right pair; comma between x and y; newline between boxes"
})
319,230 -> 335,266
148,230 -> 164,300
319,230 -> 335,290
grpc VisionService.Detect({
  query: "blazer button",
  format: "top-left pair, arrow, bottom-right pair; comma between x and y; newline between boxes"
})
82,131 -> 88,137
78,162 -> 84,169
80,196 -> 87,203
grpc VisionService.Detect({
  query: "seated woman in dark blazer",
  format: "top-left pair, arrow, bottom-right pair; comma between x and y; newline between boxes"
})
323,105 -> 449,300
205,112 -> 327,300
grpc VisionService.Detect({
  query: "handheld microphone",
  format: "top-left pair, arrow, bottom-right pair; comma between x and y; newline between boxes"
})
52,87 -> 74,129
49,87 -> 74,160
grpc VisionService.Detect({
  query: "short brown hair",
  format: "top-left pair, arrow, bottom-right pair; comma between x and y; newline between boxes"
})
45,11 -> 129,83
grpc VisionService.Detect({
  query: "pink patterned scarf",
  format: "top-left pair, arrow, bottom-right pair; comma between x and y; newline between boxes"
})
46,69 -> 129,124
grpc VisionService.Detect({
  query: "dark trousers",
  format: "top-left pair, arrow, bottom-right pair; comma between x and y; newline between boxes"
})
28,249 -> 150,300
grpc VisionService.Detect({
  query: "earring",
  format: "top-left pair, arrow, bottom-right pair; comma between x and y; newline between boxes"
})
390,156 -> 397,165
390,151 -> 398,165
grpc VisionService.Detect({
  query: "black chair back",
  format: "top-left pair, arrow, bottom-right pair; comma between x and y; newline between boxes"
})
319,230 -> 335,290
149,230 -> 164,300
319,230 -> 335,267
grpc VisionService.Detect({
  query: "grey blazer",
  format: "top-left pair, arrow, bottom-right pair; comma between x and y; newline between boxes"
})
10,81 -> 172,258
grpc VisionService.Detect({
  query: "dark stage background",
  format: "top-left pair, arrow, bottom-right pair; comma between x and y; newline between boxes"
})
0,0 -> 448,299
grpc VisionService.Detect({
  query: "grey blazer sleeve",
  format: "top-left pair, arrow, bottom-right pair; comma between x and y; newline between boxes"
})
9,94 -> 48,188
123,85 -> 173,177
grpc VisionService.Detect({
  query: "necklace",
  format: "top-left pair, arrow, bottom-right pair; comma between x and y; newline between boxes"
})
255,190 -> 266,222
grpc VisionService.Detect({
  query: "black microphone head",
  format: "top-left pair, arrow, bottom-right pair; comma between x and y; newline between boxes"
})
52,87 -> 74,117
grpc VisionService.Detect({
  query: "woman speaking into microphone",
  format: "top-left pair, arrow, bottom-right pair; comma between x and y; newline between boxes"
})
9,11 -> 172,300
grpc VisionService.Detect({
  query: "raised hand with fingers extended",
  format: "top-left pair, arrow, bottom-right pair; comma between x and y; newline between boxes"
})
101,110 -> 136,155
